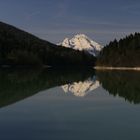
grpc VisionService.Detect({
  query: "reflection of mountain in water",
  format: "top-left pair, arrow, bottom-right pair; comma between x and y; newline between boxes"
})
62,77 -> 100,97
0,68 -> 140,108
0,68 -> 95,108
97,71 -> 140,104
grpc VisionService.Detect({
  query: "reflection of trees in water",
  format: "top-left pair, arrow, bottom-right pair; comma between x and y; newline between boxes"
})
0,68 -> 140,108
0,68 -> 95,108
97,71 -> 140,104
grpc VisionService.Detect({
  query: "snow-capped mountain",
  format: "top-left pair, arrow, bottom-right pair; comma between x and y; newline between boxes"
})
62,77 -> 100,97
58,34 -> 103,56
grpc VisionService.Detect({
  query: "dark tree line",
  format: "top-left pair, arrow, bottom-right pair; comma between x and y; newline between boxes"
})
0,21 -> 96,67
97,33 -> 140,67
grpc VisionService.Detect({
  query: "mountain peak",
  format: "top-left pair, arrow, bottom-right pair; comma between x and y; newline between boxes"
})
58,34 -> 103,56
74,34 -> 88,38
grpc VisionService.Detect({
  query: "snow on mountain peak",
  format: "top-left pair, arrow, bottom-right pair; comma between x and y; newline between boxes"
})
58,34 -> 103,56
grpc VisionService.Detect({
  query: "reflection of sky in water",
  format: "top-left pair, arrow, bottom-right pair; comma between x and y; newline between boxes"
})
0,85 -> 140,140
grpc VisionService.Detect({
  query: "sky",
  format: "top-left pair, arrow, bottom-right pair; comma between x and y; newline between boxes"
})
0,0 -> 140,45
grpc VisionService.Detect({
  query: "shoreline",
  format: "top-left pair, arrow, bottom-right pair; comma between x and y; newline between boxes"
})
94,66 -> 140,71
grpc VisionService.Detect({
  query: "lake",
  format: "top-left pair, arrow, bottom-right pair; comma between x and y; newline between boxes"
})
0,68 -> 140,140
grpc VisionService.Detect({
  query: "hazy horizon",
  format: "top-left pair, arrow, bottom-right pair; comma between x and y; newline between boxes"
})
0,0 -> 140,45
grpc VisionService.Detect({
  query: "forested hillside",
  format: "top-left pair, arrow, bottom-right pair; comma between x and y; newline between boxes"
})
0,21 -> 96,67
97,33 -> 140,67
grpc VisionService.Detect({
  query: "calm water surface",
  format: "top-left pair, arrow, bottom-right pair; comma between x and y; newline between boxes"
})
0,69 -> 140,140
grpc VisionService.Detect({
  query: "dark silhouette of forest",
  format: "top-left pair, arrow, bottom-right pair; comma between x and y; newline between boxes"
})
97,33 -> 140,67
1,21 -> 140,67
0,21 -> 96,67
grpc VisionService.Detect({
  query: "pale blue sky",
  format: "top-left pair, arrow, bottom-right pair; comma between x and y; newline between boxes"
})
0,0 -> 140,45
